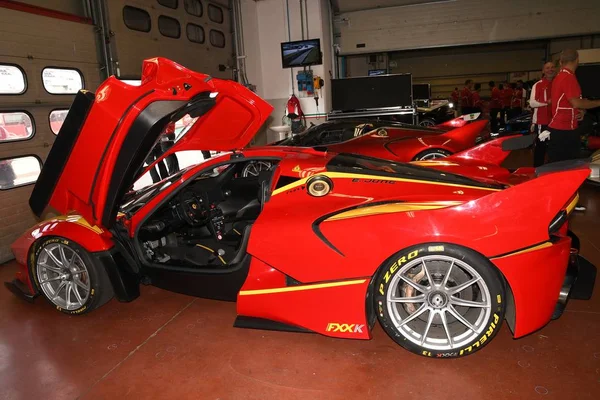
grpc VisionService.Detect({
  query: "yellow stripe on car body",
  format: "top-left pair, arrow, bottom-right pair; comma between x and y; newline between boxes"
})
239,279 -> 367,296
272,172 -> 501,196
324,201 -> 464,222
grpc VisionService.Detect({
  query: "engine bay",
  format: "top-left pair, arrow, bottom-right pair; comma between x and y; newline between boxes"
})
136,160 -> 277,268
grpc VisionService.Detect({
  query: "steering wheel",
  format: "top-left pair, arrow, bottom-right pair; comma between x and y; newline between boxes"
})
178,190 -> 206,225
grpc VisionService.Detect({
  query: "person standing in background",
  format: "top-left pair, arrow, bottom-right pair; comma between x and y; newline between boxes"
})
548,49 -> 600,211
472,83 -> 483,114
488,81 -> 502,132
549,49 -> 600,161
529,61 -> 556,167
511,80 -> 525,119
461,80 -> 474,115
451,87 -> 460,106
501,82 -> 513,123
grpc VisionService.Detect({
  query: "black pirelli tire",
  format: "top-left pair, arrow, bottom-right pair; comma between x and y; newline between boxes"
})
373,243 -> 505,358
413,149 -> 452,161
30,236 -> 114,315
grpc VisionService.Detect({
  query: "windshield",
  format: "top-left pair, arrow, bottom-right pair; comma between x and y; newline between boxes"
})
277,121 -> 378,146
327,153 -> 505,190
120,162 -> 234,215
121,167 -> 191,215
133,111 -> 224,191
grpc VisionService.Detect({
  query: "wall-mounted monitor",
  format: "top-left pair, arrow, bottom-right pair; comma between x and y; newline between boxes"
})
368,69 -> 387,76
281,39 -> 322,69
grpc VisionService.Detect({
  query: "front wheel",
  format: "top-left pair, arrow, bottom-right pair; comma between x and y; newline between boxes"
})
31,237 -> 114,315
373,244 -> 505,358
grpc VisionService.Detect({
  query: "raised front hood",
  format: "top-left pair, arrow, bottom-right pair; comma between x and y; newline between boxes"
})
30,58 -> 273,228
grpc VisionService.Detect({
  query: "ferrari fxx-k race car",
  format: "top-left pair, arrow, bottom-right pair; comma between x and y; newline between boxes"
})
5,58 -> 596,359
269,113 -> 487,164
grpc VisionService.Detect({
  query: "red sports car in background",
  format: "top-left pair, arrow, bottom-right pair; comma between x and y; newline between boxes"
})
273,115 -> 487,162
5,58 -> 595,359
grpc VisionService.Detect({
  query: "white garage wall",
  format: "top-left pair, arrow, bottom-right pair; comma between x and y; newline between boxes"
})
336,0 -> 600,55
241,0 -> 333,141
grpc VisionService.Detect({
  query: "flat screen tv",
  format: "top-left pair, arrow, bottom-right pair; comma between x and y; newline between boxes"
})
412,83 -> 431,100
281,39 -> 322,69
576,64 -> 600,100
331,74 -> 413,112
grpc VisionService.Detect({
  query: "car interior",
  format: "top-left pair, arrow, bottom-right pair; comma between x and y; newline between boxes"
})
126,159 -> 281,269
281,121 -> 376,147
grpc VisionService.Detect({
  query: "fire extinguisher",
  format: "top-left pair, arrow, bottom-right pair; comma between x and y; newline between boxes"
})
285,94 -> 306,133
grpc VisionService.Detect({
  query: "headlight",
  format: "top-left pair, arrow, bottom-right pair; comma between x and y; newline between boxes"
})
448,102 -> 454,108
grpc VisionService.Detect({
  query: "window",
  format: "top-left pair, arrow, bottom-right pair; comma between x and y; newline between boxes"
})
42,68 -> 83,94
123,6 -> 151,32
120,79 -> 141,86
207,4 -> 223,23
186,23 -> 205,44
184,0 -> 202,17
209,29 -> 225,48
132,113 -> 203,191
158,15 -> 181,39
0,112 -> 34,142
158,0 -> 178,9
0,156 -> 42,190
49,109 -> 69,135
0,64 -> 26,94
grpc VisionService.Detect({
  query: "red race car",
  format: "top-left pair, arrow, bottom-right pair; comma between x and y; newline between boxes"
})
271,115 -> 486,162
6,58 -> 595,359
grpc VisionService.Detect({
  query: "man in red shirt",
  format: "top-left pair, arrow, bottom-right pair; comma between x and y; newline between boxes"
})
460,80 -> 474,115
472,83 -> 483,113
451,87 -> 460,106
529,61 -> 555,166
488,81 -> 502,132
500,83 -> 513,124
548,49 -> 600,163
511,80 -> 525,118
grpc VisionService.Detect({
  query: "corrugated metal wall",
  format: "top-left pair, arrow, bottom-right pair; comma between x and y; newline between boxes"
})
343,37 -> 600,99
16,0 -> 86,15
106,0 -> 233,78
0,8 -> 101,263
336,0 -> 600,55
0,0 -> 235,263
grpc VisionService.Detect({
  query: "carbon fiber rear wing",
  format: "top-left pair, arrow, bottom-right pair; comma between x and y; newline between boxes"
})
535,159 -> 590,177
500,134 -> 535,151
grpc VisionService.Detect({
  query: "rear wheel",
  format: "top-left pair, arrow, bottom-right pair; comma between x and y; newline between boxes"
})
373,244 -> 505,358
419,118 -> 437,127
413,149 -> 451,161
31,237 -> 113,315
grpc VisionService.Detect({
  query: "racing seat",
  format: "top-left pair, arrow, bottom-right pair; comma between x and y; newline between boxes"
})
235,170 -> 271,220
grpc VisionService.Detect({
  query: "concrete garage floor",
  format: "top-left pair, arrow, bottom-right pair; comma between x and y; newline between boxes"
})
1,150 -> 600,400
